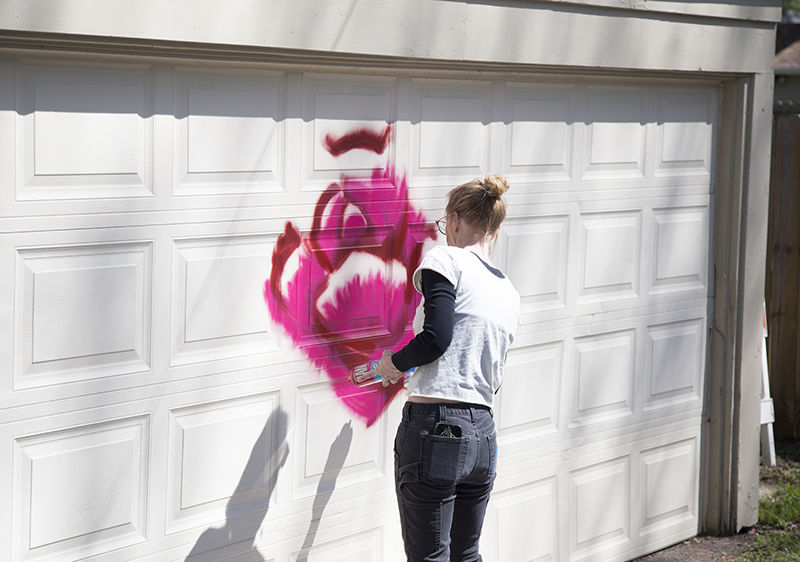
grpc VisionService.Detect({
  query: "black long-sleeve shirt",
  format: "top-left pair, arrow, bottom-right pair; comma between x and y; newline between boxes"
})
391,269 -> 456,373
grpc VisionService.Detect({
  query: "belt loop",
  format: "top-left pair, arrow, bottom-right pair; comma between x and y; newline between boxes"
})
438,403 -> 447,423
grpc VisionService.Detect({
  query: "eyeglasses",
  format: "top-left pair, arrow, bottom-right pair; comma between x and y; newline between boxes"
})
435,215 -> 448,235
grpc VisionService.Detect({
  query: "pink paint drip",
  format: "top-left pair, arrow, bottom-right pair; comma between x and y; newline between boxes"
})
265,126 -> 436,426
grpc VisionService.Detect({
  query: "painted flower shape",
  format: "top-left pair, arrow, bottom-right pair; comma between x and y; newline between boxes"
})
265,133 -> 435,425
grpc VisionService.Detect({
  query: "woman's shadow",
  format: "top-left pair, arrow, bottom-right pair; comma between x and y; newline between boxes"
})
185,411 -> 353,562
184,408 -> 289,562
296,421 -> 353,562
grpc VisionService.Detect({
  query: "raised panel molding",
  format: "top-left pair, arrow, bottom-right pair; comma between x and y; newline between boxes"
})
490,477 -> 559,562
497,342 -> 563,441
639,438 -> 698,535
572,330 -> 636,425
174,69 -> 286,195
13,415 -> 150,561
504,84 -> 575,183
578,211 -> 641,305
293,382 -> 388,499
644,318 -> 705,410
499,215 -> 570,313
649,206 -> 709,296
582,87 -> 648,181
171,234 -> 279,366
15,61 -> 154,200
409,78 -> 492,185
14,241 -> 153,388
569,456 -> 631,559
655,88 -> 716,179
301,74 -> 397,192
167,391 -> 284,534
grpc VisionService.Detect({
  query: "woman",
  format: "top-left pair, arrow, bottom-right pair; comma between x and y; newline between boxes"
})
372,175 -> 521,562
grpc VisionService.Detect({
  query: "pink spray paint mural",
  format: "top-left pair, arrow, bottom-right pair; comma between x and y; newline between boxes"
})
264,125 -> 436,426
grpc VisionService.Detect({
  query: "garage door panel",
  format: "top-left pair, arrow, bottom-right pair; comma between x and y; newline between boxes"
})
571,329 -> 636,427
569,455 -> 631,559
12,414 -> 150,562
409,78 -> 493,184
639,437 -> 698,537
497,341 -> 563,442
14,241 -> 153,389
504,83 -> 576,184
174,68 -> 286,195
166,391 -> 283,535
582,86 -> 648,182
649,205 -> 710,296
499,214 -> 570,314
293,381 -> 389,499
15,60 -> 154,200
170,233 -> 279,366
577,211 -> 642,306
490,476 -> 560,562
644,317 -> 706,411
276,222 -> 428,348
302,74 -> 397,189
655,88 -> 716,180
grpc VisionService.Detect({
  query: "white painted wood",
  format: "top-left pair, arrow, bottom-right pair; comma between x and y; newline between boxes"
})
0,1 -> 780,72
15,62 -> 154,200
0,57 -> 721,561
12,415 -> 150,561
15,242 -> 153,388
173,69 -> 285,195
760,303 -> 777,467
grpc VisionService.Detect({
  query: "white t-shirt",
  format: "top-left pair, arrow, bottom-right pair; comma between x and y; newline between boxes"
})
404,245 -> 521,407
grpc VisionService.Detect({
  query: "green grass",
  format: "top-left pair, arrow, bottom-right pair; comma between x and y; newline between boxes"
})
736,441 -> 800,562
739,530 -> 800,562
759,483 -> 800,529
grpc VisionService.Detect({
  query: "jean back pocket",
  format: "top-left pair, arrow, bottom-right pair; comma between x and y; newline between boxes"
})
420,431 -> 469,485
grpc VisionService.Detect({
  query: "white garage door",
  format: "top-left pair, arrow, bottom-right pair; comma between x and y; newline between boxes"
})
0,56 -> 717,562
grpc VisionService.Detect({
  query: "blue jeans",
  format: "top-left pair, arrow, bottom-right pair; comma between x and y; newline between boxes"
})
394,402 -> 497,562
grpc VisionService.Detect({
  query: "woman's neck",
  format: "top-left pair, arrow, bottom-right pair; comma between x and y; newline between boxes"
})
460,241 -> 492,263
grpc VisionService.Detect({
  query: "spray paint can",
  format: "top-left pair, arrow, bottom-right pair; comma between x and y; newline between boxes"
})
349,359 -> 383,387
349,356 -> 414,387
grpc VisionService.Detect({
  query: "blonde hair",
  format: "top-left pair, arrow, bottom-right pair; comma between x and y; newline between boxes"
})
446,175 -> 510,238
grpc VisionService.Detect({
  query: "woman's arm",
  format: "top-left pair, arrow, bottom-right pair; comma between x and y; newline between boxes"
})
374,269 -> 456,385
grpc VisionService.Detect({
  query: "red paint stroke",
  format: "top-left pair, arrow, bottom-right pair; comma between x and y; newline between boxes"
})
323,126 -> 391,157
265,125 -> 436,426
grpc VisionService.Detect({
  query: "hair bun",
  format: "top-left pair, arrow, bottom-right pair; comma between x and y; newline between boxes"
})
481,175 -> 510,198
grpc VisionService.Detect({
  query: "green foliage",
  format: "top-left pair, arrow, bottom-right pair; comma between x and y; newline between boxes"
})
786,0 -> 800,16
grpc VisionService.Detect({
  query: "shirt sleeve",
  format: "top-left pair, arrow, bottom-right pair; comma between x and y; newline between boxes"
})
412,246 -> 459,293
390,269 -> 456,372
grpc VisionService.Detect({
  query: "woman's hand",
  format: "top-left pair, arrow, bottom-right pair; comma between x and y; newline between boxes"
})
372,349 -> 405,387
